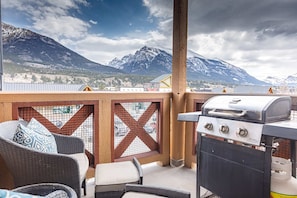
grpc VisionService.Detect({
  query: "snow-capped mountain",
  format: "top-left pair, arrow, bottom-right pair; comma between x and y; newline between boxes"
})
109,46 -> 172,75
109,46 -> 267,85
264,74 -> 297,86
264,76 -> 285,85
285,74 -> 297,86
1,22 -> 270,85
2,23 -> 122,74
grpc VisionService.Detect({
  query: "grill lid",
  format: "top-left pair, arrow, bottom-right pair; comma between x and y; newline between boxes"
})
202,95 -> 291,123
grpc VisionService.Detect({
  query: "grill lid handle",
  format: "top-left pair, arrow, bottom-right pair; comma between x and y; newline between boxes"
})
208,109 -> 247,118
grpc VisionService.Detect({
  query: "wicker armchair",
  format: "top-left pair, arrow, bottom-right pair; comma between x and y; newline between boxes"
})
0,120 -> 89,198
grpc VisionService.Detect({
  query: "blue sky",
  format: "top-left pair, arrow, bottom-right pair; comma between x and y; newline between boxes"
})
2,0 -> 160,38
77,0 -> 158,37
1,0 -> 170,67
2,0 -> 297,80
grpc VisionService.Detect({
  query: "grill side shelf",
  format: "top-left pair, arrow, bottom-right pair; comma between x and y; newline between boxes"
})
177,112 -> 201,122
263,120 -> 297,140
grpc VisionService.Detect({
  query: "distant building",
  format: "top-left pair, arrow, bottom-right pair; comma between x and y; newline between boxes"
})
150,74 -> 172,92
120,87 -> 144,92
104,87 -> 118,91
149,74 -> 191,92
2,82 -> 92,92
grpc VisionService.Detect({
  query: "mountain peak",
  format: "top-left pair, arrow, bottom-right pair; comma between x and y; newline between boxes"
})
135,46 -> 162,59
139,46 -> 151,51
2,22 -> 123,74
109,46 -> 172,75
2,23 -> 36,42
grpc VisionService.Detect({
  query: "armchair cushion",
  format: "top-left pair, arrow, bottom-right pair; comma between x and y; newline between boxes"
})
12,118 -> 57,153
69,153 -> 89,182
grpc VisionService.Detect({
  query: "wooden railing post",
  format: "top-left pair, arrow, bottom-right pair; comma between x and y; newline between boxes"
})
98,98 -> 112,163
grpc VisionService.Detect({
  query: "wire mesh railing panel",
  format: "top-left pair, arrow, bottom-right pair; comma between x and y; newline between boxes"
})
34,105 -> 81,129
291,110 -> 297,120
18,104 -> 94,155
72,114 -> 94,154
122,137 -> 151,157
113,101 -> 160,159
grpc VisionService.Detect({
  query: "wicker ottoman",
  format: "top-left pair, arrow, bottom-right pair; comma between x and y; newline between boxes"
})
95,157 -> 143,198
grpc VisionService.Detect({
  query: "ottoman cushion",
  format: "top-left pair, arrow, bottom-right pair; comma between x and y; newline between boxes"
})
95,161 -> 139,186
95,159 -> 142,197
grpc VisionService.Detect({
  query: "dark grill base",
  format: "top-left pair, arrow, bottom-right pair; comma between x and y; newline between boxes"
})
197,135 -> 273,198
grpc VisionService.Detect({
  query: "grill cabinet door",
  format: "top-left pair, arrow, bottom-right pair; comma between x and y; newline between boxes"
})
198,136 -> 271,198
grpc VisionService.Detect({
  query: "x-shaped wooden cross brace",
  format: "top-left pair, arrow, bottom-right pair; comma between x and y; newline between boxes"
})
114,102 -> 159,158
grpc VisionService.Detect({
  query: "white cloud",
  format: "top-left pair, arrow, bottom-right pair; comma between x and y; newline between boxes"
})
143,0 -> 172,19
89,20 -> 97,25
34,16 -> 90,40
188,30 -> 297,79
2,0 -> 90,40
183,0 -> 297,79
2,0 -> 87,13
61,34 -> 147,64
60,25 -> 175,65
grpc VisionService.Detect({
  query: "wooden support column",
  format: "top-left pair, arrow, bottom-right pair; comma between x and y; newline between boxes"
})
171,0 -> 188,167
0,0 -> 3,91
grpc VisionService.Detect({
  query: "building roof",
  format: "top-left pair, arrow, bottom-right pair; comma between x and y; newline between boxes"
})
1,82 -> 92,92
150,74 -> 172,83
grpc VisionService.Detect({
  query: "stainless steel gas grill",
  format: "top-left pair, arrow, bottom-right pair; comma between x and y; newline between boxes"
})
178,95 -> 297,198
198,95 -> 291,146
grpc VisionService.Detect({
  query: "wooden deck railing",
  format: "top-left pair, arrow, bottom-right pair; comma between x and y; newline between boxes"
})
0,92 -> 171,167
1,91 -> 297,171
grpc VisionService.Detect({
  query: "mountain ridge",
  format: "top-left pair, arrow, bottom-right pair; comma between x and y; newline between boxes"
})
1,23 -> 273,86
108,46 -> 267,85
2,23 -> 123,74
264,74 -> 297,86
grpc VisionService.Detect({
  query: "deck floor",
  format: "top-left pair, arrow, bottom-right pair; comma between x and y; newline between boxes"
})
83,162 -> 216,198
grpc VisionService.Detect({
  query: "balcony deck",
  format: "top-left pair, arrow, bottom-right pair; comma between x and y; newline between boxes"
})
83,162 -> 205,198
1,92 -> 296,198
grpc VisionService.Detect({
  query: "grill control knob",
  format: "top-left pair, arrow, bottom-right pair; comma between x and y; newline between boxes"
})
220,125 -> 229,134
204,123 -> 213,130
237,128 -> 248,137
